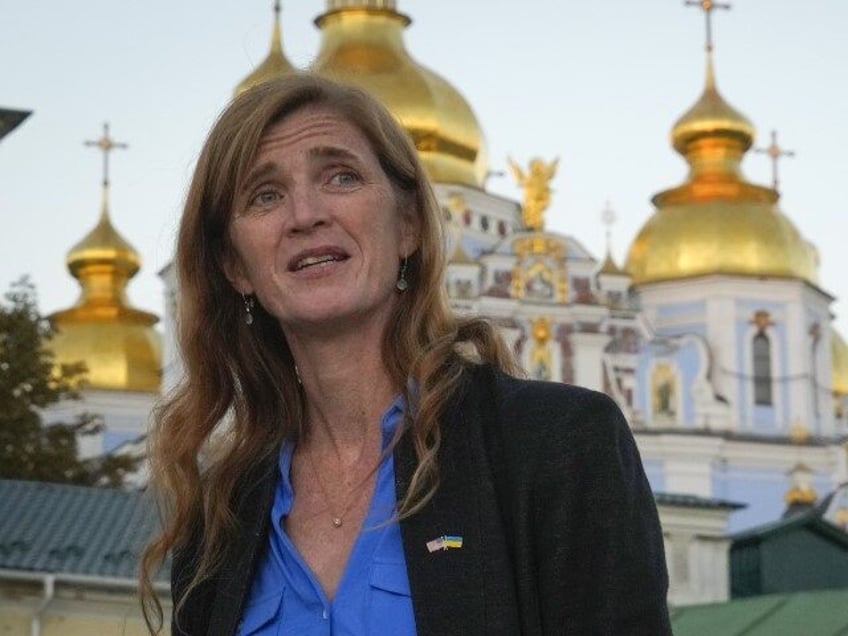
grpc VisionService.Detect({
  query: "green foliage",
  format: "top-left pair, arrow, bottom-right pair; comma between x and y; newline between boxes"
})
0,278 -> 139,486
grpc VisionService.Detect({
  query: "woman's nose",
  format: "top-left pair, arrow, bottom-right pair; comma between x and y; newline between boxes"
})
287,188 -> 329,233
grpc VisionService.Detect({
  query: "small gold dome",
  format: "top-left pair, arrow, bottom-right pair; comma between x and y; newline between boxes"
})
598,248 -> 625,276
784,463 -> 817,505
833,328 -> 848,397
311,1 -> 488,187
67,206 -> 140,280
627,57 -> 817,286
49,193 -> 161,393
671,58 -> 755,157
235,2 -> 297,96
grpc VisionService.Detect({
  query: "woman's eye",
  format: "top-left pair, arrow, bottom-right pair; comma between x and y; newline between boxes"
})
329,171 -> 360,187
250,189 -> 282,207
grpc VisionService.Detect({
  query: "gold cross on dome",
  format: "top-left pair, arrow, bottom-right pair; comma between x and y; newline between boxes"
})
755,129 -> 795,192
84,122 -> 128,187
685,0 -> 731,53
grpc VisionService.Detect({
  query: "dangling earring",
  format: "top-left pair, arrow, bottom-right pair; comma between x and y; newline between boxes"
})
242,293 -> 255,325
396,256 -> 409,292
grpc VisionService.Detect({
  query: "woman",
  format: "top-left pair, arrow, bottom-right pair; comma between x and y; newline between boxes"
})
141,75 -> 670,635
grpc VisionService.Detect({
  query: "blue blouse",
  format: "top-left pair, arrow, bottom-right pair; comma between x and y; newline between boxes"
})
238,396 -> 417,635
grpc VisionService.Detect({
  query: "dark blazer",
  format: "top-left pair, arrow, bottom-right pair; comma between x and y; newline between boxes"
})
171,365 -> 671,635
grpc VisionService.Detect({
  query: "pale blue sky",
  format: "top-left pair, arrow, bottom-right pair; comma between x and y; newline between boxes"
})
2,1 -> 846,336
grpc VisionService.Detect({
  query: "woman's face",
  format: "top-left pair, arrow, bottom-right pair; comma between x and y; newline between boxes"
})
225,105 -> 418,337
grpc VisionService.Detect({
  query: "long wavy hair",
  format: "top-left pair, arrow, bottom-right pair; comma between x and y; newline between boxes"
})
140,74 -> 515,631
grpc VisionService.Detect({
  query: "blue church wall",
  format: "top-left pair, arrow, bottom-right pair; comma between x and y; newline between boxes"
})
713,465 -> 788,532
464,236 -> 490,259
635,349 -> 677,425
778,322 -> 791,429
643,459 -> 665,493
813,474 -> 836,505
752,404 -> 777,433
103,430 -> 139,454
654,323 -> 707,339
655,301 -> 707,323
676,339 -> 703,426
635,331 -> 708,428
653,300 -> 707,341
713,464 -> 837,532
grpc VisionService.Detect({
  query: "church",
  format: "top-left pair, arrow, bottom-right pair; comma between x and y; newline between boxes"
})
5,0 -> 848,630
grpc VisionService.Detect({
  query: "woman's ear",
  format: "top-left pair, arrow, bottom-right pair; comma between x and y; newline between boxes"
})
222,249 -> 254,295
400,231 -> 419,260
398,210 -> 421,258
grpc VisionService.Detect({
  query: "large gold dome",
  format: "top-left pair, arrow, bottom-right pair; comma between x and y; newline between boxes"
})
311,1 -> 488,187
626,58 -> 818,286
49,192 -> 161,393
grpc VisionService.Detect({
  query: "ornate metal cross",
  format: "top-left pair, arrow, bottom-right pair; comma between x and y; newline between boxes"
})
84,122 -> 128,187
685,0 -> 731,52
755,129 -> 795,192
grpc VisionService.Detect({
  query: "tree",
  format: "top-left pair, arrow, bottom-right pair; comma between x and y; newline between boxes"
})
0,278 -> 139,486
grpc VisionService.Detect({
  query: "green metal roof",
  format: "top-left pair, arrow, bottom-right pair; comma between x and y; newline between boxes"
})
731,498 -> 848,548
671,588 -> 848,635
655,492 -> 746,510
0,479 -> 167,581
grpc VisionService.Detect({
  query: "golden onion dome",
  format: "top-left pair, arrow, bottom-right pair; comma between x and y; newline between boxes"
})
833,328 -> 848,397
311,0 -> 488,187
235,1 -> 297,96
49,187 -> 161,393
626,56 -> 818,286
66,204 -> 140,281
671,58 -> 755,157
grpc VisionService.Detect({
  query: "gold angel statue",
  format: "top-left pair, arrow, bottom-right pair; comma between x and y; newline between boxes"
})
508,156 -> 559,231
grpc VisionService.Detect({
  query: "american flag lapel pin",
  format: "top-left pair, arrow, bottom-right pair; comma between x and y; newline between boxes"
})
426,535 -> 463,553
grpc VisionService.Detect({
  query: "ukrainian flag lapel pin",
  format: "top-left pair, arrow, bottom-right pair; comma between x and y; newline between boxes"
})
426,535 -> 464,553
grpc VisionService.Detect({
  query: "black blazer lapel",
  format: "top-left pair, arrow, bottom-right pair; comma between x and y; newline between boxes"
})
396,368 -> 519,636
207,460 -> 277,636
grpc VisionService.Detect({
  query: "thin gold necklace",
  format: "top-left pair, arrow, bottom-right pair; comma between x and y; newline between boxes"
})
304,434 -> 369,529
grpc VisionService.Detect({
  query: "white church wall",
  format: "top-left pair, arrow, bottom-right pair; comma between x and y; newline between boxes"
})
569,332 -> 607,391
644,435 -> 722,497
659,503 -> 735,606
159,261 -> 182,397
434,184 -> 520,256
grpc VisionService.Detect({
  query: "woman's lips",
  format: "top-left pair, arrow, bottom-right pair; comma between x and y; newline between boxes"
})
288,247 -> 350,272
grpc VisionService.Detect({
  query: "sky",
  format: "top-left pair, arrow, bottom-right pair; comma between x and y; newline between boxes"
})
2,1 -> 847,337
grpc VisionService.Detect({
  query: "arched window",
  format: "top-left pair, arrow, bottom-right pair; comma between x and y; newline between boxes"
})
753,332 -> 772,405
